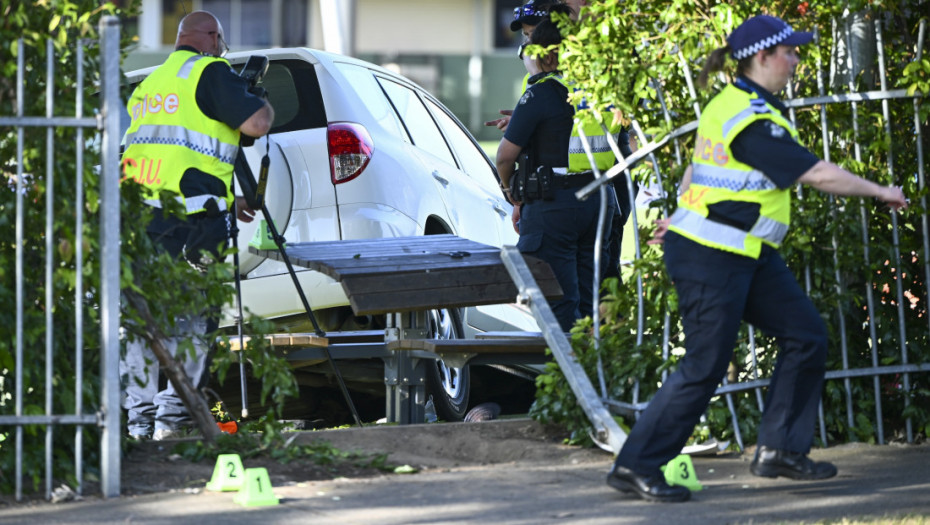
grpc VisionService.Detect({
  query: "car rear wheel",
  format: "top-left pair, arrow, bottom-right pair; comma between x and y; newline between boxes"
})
424,307 -> 470,421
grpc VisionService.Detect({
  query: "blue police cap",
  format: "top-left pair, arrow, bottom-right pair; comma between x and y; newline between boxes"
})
727,15 -> 814,60
510,1 -> 549,32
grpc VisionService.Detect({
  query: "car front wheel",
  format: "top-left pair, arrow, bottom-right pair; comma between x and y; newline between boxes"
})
424,307 -> 470,421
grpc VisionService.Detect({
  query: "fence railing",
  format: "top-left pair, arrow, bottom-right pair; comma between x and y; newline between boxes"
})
0,16 -> 123,501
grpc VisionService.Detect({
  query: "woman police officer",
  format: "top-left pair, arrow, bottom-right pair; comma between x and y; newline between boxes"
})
605,15 -> 907,503
495,4 -> 616,332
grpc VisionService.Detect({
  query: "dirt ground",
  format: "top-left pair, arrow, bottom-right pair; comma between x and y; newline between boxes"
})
118,418 -> 597,497
120,438 -> 383,496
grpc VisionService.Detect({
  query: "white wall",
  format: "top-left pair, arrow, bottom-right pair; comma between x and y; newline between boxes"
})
311,0 -> 492,56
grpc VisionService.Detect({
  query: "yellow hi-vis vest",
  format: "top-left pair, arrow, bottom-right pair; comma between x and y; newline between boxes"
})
536,74 -> 621,174
122,50 -> 240,214
668,83 -> 797,259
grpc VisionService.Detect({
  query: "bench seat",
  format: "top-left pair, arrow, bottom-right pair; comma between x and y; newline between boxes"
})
385,337 -> 549,368
223,330 -> 390,362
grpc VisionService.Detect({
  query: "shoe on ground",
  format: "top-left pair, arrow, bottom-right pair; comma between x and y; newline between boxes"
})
606,465 -> 691,503
153,427 -> 194,441
750,445 -> 837,480
127,432 -> 151,441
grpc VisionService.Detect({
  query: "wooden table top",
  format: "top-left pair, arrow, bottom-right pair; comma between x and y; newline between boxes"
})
250,234 -> 562,315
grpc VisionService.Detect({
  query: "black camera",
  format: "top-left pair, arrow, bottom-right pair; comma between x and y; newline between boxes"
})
239,55 -> 269,100
238,55 -> 270,148
239,55 -> 269,87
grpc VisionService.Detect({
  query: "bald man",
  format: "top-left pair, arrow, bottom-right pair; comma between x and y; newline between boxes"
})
120,11 -> 273,441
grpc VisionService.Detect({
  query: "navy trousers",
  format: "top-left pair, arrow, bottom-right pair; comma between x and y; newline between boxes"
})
614,232 -> 828,475
517,186 -> 615,331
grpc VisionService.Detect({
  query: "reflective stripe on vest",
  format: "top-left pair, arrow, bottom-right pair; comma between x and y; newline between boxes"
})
670,208 -> 789,250
690,163 -> 777,192
536,74 -> 620,173
125,124 -> 238,165
668,83 -> 797,259
121,51 -> 239,215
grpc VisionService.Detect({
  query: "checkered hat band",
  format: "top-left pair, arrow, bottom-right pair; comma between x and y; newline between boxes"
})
732,26 -> 794,60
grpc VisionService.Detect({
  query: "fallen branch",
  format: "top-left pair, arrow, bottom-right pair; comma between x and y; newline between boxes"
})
123,289 -> 221,442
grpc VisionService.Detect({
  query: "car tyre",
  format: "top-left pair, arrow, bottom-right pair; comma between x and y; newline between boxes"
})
424,307 -> 470,421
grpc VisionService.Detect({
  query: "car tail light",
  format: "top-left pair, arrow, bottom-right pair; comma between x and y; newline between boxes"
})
327,122 -> 373,184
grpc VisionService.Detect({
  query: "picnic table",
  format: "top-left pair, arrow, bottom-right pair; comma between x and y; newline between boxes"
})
251,234 -> 562,424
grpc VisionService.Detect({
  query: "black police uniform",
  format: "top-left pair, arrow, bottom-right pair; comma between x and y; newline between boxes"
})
613,76 -> 827,476
505,71 -> 616,331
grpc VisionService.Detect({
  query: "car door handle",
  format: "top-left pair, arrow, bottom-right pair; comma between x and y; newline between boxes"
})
491,200 -> 508,217
432,171 -> 449,187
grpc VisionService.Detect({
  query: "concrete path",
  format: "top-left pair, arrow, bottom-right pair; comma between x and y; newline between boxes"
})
1,420 -> 928,524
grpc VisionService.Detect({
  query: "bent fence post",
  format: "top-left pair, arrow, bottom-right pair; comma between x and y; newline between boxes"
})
500,246 -> 627,454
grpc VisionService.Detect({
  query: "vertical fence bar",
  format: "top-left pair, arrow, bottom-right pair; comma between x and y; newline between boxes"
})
74,41 -> 86,496
44,36 -> 56,501
747,326 -> 765,411
650,75 -> 683,386
844,17 -> 886,445
623,120 -> 647,410
913,19 -> 929,360
14,37 -> 26,504
99,15 -> 122,498
787,42 -> 828,446
819,23 -> 856,440
875,19 -> 913,444
575,125 -> 609,398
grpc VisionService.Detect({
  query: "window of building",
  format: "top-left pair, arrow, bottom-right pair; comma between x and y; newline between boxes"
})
161,0 -> 308,49
494,0 -> 526,50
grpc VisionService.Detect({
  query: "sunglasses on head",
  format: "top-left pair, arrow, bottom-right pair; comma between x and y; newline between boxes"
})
512,4 -> 548,21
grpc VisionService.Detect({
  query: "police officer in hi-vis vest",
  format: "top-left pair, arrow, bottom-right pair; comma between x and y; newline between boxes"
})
120,10 -> 274,441
606,15 -> 906,503
489,0 -> 636,287
496,5 -> 616,332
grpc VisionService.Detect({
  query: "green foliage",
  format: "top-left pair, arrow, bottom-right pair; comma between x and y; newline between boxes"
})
1,0 -> 143,494
531,275 -> 675,446
532,1 -> 929,448
0,0 -> 291,495
171,432 -> 394,472
212,318 -> 301,450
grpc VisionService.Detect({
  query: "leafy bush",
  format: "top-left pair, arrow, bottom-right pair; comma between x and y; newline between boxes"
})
0,0 -> 293,494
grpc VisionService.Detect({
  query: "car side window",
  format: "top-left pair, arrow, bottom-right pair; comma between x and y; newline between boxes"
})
424,98 -> 501,195
333,62 -> 407,141
377,78 -> 456,166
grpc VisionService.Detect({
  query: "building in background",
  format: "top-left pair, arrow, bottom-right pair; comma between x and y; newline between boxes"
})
127,0 -> 530,141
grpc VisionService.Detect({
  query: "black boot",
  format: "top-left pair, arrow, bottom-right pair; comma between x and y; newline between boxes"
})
750,446 -> 837,480
606,465 -> 691,503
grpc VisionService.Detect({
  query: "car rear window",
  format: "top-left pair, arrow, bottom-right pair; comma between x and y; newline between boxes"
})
252,59 -> 326,133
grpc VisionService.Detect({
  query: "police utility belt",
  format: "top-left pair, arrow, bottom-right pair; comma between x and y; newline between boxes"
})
510,165 -> 595,203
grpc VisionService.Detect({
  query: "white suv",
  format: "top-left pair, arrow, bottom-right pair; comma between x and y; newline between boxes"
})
126,48 -> 535,422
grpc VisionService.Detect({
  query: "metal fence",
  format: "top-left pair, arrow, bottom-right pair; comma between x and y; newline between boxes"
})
0,16 -> 123,500
0,11 -> 926,502
580,17 -> 929,451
